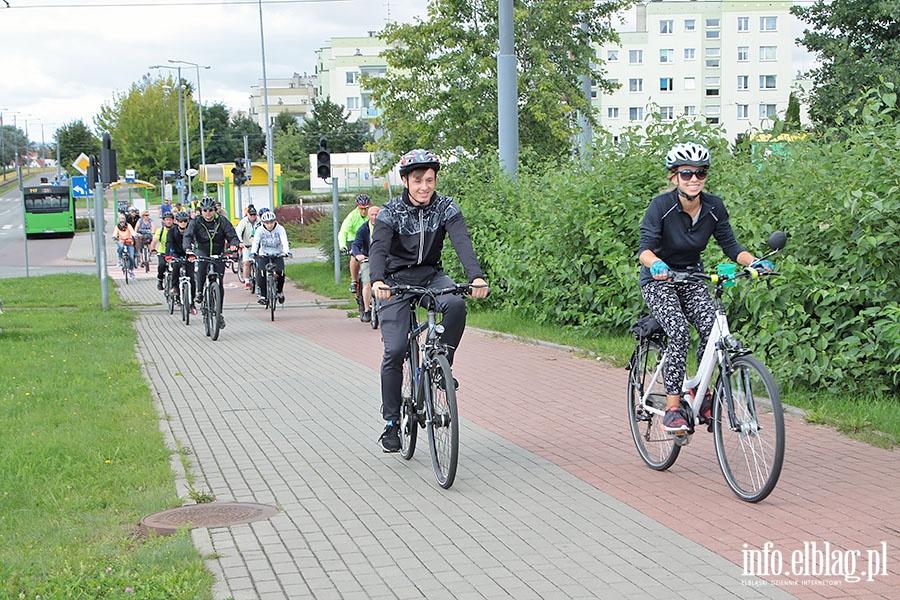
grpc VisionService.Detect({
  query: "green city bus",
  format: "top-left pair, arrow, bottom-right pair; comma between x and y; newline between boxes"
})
23,184 -> 75,238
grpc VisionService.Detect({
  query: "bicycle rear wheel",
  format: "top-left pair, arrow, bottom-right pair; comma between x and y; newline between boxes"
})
268,270 -> 277,321
399,339 -> 419,460
426,355 -> 459,489
209,284 -> 222,341
712,355 -> 784,503
627,339 -> 680,470
231,256 -> 239,274
249,261 -> 258,293
143,247 -> 150,272
180,278 -> 191,325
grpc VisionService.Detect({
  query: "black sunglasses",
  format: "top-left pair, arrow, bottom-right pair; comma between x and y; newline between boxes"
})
677,169 -> 708,181
201,208 -> 216,212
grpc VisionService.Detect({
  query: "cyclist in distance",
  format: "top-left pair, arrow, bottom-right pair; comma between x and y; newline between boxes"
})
184,197 -> 240,327
339,194 -> 372,294
134,209 -> 156,261
639,142 -> 773,434
235,204 -> 260,291
165,211 -> 196,312
369,149 -> 489,452
113,214 -> 136,277
350,205 -> 380,322
250,210 -> 292,305
125,206 -> 140,230
150,211 -> 175,290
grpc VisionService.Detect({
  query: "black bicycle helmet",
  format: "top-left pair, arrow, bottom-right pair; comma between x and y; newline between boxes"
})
199,196 -> 217,210
355,194 -> 371,207
398,149 -> 440,177
247,204 -> 257,216
665,142 -> 711,170
174,210 -> 190,223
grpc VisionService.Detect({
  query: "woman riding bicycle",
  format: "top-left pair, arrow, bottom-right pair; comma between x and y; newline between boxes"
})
113,215 -> 136,276
638,142 -> 773,433
250,210 -> 292,305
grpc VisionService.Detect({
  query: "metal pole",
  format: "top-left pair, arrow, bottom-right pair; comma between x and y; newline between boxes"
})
184,78 -> 192,200
498,0 -> 518,179
332,177 -> 340,284
176,66 -> 185,203
197,65 -> 208,195
17,166 -> 30,277
258,0 -> 276,206
94,180 -> 109,309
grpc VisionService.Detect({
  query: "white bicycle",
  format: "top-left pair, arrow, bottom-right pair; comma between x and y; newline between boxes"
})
627,232 -> 787,503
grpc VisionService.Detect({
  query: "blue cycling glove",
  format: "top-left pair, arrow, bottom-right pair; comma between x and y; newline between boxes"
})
750,259 -> 774,273
650,260 -> 670,277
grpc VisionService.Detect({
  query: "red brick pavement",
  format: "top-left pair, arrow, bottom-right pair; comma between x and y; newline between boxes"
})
235,285 -> 898,600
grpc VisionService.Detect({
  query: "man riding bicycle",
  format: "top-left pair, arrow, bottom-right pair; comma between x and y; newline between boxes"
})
369,149 -> 489,452
150,212 -> 175,290
250,210 -> 292,305
235,205 -> 260,291
339,194 -> 371,294
165,211 -> 197,312
184,197 -> 240,328
350,205 -> 380,322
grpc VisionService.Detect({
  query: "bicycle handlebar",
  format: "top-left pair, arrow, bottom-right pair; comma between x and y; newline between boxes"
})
383,283 -> 488,298
669,266 -> 779,285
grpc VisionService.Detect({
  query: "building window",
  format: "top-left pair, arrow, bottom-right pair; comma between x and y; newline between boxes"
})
659,106 -> 675,121
759,75 -> 777,90
737,75 -> 749,90
760,16 -> 777,31
706,47 -> 720,68
609,78 -> 619,88
660,20 -> 674,34
706,30 -> 720,40
607,49 -> 619,62
684,19 -> 696,32
706,77 -> 720,96
684,48 -> 696,60
737,104 -> 749,119
660,77 -> 674,92
660,49 -> 675,64
737,46 -> 749,62
684,77 -> 696,90
629,49 -> 643,64
683,105 -> 696,116
706,18 -> 720,28
760,103 -> 778,119
629,107 -> 644,121
629,78 -> 643,92
706,59 -> 720,68
737,17 -> 749,32
705,105 -> 721,118
346,96 -> 359,110
346,71 -> 359,85
608,107 -> 619,119
706,117 -> 720,124
591,90 -> 597,99
759,46 -> 777,61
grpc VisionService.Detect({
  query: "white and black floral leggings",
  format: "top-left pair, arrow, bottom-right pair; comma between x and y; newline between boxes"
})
641,281 -> 717,395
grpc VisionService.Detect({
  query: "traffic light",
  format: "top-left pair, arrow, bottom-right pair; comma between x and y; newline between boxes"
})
175,169 -> 183,179
100,133 -> 118,185
316,138 -> 330,180
232,158 -> 248,186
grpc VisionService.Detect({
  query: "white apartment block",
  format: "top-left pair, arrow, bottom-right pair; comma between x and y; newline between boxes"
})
596,0 -> 796,142
315,32 -> 389,124
248,73 -> 317,130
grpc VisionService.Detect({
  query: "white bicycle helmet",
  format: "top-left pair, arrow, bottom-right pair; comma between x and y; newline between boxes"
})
260,211 -> 276,223
665,142 -> 711,170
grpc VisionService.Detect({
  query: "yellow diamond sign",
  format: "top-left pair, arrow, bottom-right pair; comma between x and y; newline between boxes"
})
72,153 -> 90,175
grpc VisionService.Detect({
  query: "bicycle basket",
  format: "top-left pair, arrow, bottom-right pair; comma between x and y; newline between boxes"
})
631,313 -> 663,339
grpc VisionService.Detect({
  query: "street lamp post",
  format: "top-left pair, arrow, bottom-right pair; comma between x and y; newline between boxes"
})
150,65 -> 185,201
257,0 -> 275,206
169,59 -> 210,195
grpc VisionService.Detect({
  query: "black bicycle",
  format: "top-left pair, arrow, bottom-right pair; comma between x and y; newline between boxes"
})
260,254 -> 288,321
139,233 -> 152,273
162,256 -> 176,315
193,254 -> 231,341
389,283 -> 478,489
168,257 -> 193,325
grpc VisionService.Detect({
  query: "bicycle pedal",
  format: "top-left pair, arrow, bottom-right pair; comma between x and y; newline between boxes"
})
672,432 -> 692,447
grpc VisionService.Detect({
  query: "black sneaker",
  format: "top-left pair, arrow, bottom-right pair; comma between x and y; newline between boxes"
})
157,280 -> 164,290
360,310 -> 371,323
277,293 -> 285,304
218,316 -> 226,329
378,421 -> 401,453
349,281 -> 358,293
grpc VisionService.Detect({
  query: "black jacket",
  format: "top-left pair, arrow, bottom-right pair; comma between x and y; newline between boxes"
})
639,189 -> 745,287
369,190 -> 483,284
183,214 -> 239,256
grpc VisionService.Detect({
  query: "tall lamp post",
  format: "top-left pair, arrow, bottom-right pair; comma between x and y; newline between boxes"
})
169,59 -> 210,195
150,65 -> 185,201
257,0 -> 275,205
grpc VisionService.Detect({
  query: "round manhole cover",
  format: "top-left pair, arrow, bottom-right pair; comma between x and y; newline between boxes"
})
141,502 -> 278,536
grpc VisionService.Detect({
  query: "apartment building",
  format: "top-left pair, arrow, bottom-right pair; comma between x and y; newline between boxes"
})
315,32 -> 389,124
248,72 -> 317,130
596,0 -> 796,142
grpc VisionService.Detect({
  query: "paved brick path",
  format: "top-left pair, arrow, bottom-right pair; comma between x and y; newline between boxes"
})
103,237 -> 895,600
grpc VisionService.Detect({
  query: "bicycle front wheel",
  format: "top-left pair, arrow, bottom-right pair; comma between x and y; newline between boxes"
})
627,339 -> 680,470
249,262 -> 257,293
712,355 -> 785,503
143,248 -> 150,272
166,274 -> 175,315
399,339 -> 419,460
426,354 -> 459,489
268,271 -> 277,321
209,284 -> 222,341
180,279 -> 191,325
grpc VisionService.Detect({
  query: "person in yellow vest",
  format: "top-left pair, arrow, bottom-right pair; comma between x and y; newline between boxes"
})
150,212 -> 176,290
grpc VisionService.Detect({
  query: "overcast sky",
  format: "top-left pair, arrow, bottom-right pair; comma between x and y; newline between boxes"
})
1,0 -> 427,139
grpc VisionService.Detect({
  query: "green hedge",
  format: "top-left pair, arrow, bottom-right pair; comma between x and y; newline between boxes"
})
438,87 -> 900,398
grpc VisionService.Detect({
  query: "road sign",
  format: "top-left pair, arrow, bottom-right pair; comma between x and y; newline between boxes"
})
125,169 -> 136,183
71,176 -> 91,197
72,153 -> 90,175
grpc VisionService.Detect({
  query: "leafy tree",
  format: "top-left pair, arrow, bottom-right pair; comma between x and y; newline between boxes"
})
54,120 -> 100,170
296,97 -> 372,153
368,0 -> 633,167
792,0 -> 900,127
273,111 -> 299,135
784,91 -> 802,131
201,103 -> 234,164
230,115 -> 266,160
1,123 -> 32,170
94,74 -> 196,181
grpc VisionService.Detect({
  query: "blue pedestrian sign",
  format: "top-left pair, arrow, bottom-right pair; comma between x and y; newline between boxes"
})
71,176 -> 91,197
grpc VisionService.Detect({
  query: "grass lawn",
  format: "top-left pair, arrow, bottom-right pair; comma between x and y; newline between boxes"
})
0,274 -> 212,599
284,261 -> 899,449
